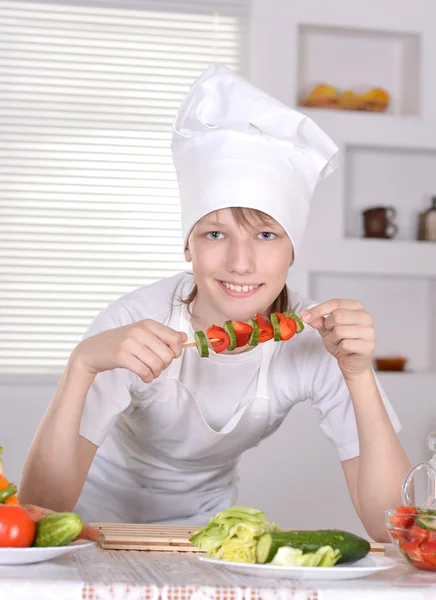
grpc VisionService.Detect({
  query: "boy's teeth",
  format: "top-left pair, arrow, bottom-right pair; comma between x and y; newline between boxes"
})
223,282 -> 258,292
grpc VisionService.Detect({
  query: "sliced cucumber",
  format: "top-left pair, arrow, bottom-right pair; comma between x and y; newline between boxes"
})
247,318 -> 259,346
270,313 -> 281,342
416,512 -> 436,531
194,331 -> 209,358
284,311 -> 305,333
223,320 -> 237,351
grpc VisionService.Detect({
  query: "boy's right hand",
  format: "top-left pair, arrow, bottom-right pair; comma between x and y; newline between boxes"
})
71,320 -> 188,383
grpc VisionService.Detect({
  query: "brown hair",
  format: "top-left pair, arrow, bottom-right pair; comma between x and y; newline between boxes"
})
181,207 -> 291,314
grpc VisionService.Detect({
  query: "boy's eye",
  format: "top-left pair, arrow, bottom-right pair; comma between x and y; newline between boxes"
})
258,232 -> 276,240
205,231 -> 224,240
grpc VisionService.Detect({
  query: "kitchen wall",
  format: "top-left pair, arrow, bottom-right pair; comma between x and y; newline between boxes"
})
1,0 -> 436,535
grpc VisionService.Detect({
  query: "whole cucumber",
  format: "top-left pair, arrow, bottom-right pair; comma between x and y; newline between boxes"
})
33,512 -> 84,547
256,529 -> 370,565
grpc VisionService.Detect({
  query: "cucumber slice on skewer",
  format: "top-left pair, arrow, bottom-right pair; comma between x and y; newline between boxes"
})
223,320 -> 237,351
194,331 -> 209,358
284,311 -> 305,333
247,318 -> 259,346
270,313 -> 281,342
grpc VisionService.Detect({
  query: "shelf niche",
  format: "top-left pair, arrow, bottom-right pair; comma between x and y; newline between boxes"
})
297,24 -> 421,116
345,145 -> 436,241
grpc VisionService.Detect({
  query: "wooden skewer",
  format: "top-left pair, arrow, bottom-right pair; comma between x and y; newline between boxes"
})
182,338 -> 220,348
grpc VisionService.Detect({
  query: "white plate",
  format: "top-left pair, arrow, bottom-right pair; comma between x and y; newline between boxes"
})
0,540 -> 95,565
198,555 -> 398,580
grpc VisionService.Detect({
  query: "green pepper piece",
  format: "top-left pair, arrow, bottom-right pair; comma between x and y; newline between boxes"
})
0,483 -> 17,503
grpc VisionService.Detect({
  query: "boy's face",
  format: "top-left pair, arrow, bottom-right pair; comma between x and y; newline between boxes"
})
185,208 -> 293,325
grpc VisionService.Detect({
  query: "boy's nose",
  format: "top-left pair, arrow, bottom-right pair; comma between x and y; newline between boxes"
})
226,240 -> 255,274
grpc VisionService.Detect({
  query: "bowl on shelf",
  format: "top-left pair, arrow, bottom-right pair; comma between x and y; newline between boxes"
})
374,356 -> 408,372
386,508 -> 436,571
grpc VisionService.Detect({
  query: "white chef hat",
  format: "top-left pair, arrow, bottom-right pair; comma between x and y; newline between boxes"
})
171,63 -> 338,254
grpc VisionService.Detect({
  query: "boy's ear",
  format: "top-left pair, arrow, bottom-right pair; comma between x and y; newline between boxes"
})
184,245 -> 192,262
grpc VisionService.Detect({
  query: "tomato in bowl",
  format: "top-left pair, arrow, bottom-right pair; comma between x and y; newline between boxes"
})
386,506 -> 436,571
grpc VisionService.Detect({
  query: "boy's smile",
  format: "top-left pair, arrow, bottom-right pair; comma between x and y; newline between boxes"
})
218,280 -> 263,298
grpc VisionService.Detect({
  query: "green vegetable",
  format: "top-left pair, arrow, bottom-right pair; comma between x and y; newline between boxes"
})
247,319 -> 259,346
223,321 -> 237,351
33,512 -> 84,547
416,511 -> 436,531
0,483 -> 17,503
270,313 -> 281,341
194,330 -> 209,358
256,530 -> 370,565
217,537 -> 257,563
190,506 -> 369,567
284,311 -> 305,333
189,506 -> 279,562
270,545 -> 341,567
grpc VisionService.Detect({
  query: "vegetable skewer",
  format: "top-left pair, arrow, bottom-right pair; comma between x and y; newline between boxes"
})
182,312 -> 304,357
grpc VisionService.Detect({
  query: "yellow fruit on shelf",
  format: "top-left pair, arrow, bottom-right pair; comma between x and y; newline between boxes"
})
359,87 -> 390,112
338,90 -> 361,110
300,83 -> 390,113
301,83 -> 339,108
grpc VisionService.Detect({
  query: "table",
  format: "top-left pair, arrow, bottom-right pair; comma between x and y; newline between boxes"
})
0,544 -> 435,600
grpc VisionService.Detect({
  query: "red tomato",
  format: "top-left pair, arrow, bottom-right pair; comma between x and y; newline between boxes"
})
410,558 -> 436,570
399,538 -> 424,562
389,529 -> 402,541
420,541 -> 436,567
397,506 -> 418,514
407,525 -> 428,543
231,321 -> 253,347
390,516 -> 415,528
276,313 -> 297,341
0,505 -> 36,548
207,325 -> 230,354
390,506 -> 417,529
255,313 -> 274,343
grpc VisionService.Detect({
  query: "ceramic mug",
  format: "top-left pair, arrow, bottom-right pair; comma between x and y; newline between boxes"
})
362,206 -> 398,239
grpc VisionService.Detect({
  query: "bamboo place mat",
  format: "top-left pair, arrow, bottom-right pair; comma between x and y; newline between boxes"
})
91,523 -> 385,556
91,524 -> 202,552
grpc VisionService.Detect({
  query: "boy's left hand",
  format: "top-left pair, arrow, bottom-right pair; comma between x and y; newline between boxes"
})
301,299 -> 375,380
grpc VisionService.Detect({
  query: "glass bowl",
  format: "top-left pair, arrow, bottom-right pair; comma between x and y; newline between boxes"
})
386,507 -> 436,571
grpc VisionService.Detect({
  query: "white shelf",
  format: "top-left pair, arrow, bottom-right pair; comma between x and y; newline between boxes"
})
307,238 -> 436,277
301,108 -> 434,149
